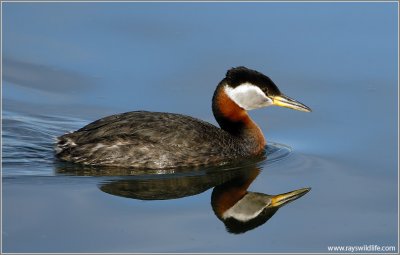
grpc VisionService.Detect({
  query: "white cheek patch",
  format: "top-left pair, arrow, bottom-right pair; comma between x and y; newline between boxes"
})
224,83 -> 273,110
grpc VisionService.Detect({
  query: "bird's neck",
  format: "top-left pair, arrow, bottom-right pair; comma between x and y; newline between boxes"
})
212,85 -> 266,155
211,167 -> 260,219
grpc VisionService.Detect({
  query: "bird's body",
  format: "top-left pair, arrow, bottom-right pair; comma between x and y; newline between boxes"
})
56,67 -> 310,169
56,111 -> 262,168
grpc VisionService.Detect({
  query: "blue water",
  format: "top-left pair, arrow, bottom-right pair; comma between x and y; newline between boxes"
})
2,2 -> 398,253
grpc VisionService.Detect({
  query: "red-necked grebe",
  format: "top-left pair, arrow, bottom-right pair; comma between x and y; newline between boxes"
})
56,66 -> 311,168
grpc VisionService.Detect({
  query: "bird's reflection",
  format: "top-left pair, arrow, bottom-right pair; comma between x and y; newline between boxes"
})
211,168 -> 309,234
56,162 -> 310,234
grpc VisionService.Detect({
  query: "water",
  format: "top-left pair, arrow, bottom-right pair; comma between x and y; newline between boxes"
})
2,2 -> 398,253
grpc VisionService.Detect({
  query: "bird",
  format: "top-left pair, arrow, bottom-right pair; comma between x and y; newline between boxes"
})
55,66 -> 311,169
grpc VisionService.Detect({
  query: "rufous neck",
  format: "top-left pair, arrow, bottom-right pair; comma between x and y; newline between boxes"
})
211,168 -> 260,219
212,84 -> 266,152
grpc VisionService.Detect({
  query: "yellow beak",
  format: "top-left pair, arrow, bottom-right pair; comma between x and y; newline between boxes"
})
272,94 -> 312,112
270,187 -> 311,207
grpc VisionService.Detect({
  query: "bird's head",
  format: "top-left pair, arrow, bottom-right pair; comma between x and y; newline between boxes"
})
222,66 -> 311,112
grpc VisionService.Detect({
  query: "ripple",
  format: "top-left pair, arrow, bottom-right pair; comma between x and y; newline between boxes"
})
265,142 -> 292,165
2,110 -> 87,176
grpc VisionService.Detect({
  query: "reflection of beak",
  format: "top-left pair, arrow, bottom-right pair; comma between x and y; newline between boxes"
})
270,187 -> 311,207
272,94 -> 312,112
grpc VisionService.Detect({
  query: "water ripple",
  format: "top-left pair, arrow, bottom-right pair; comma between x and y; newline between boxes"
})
2,110 -> 87,175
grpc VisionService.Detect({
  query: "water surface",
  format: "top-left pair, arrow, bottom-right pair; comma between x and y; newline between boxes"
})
2,2 -> 398,253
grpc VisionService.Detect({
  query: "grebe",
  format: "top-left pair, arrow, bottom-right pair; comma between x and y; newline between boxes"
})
56,66 -> 311,168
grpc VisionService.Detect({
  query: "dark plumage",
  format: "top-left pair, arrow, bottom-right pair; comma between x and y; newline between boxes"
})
56,111 -> 260,168
223,66 -> 281,96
